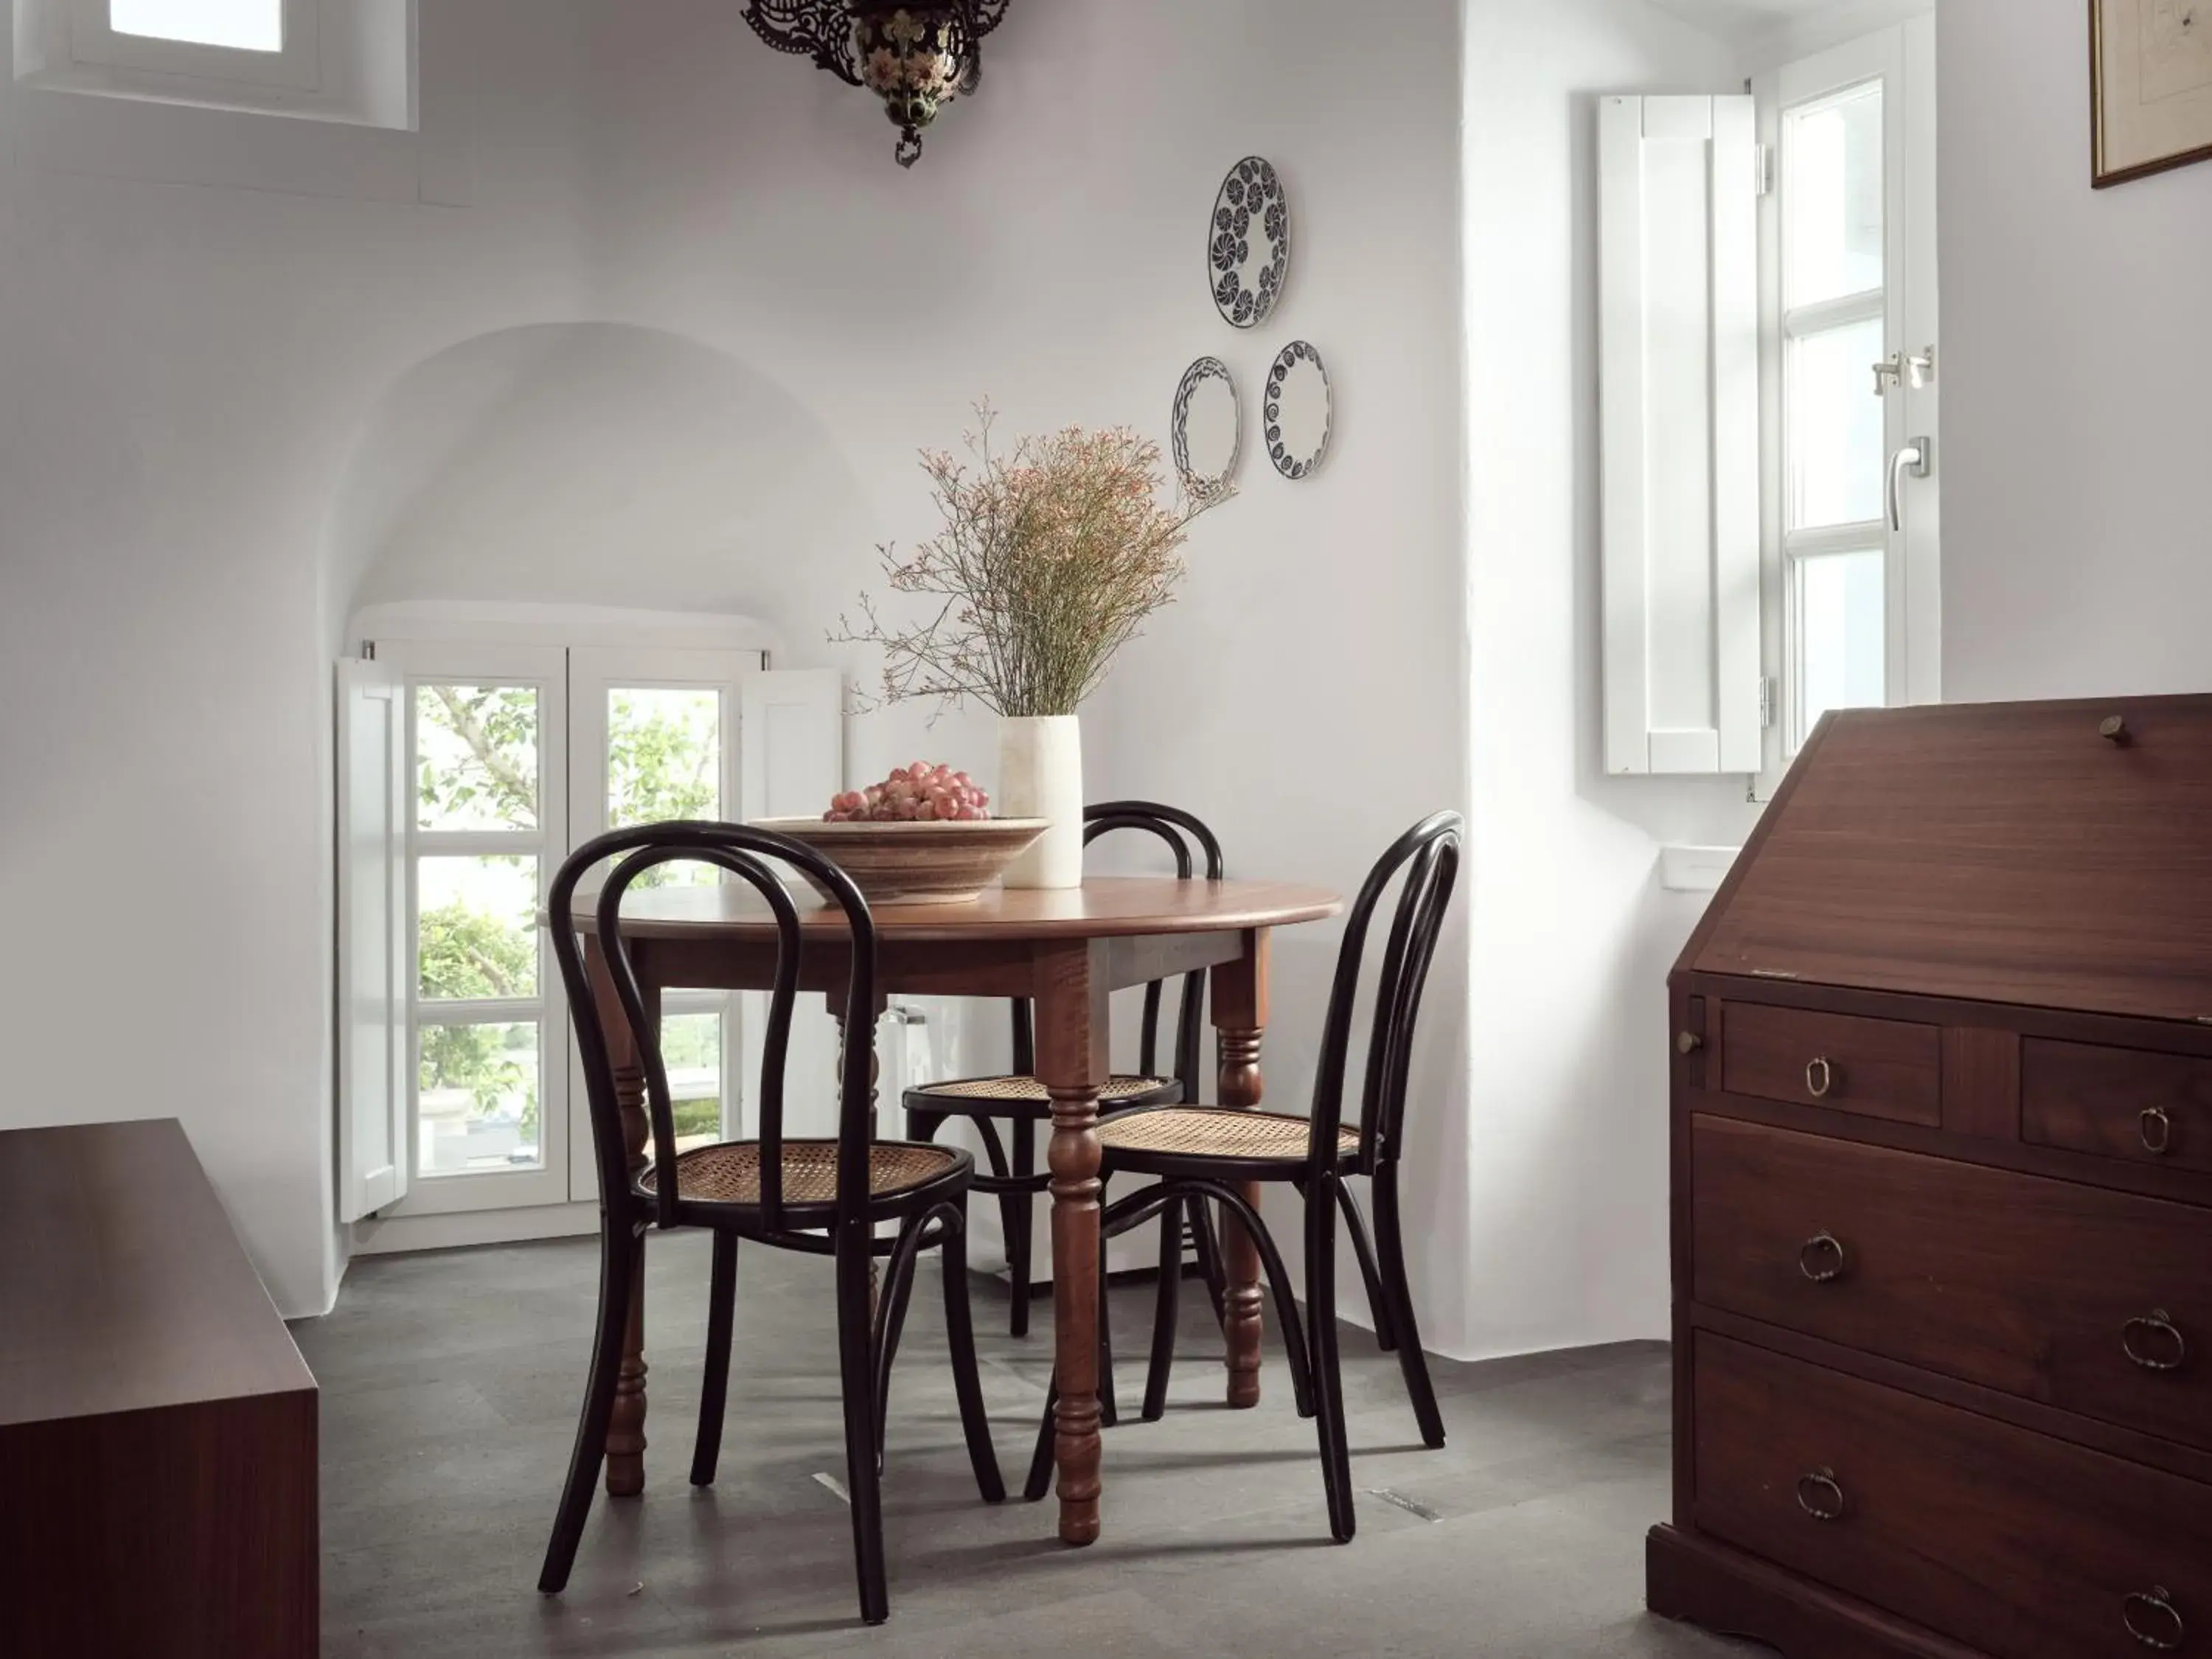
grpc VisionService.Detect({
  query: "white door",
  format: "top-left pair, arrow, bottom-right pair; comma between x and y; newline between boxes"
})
1757,17 -> 1940,785
378,641 -> 574,1217
568,647 -> 759,1200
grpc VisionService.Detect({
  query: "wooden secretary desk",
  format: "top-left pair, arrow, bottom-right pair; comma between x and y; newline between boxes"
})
1648,696 -> 2212,1659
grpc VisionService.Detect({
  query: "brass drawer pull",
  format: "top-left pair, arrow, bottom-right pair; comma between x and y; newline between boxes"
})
2141,1107 -> 2173,1156
1799,1232 -> 1847,1284
2123,1586 -> 2184,1652
2124,1310 -> 2187,1373
1804,1056 -> 1837,1099
1795,1467 -> 1846,1523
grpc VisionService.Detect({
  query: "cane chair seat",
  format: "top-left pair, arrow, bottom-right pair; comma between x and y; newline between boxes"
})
1097,1106 -> 1360,1171
639,1139 -> 967,1208
906,1073 -> 1178,1117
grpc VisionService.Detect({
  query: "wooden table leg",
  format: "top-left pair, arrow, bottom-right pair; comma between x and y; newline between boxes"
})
1211,930 -> 1271,1410
833,998 -> 888,1311
1032,940 -> 1110,1545
590,939 -> 653,1498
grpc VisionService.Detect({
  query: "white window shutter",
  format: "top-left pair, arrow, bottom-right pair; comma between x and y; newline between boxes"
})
1599,94 -> 1761,776
739,669 -> 844,823
336,657 -> 409,1221
737,669 -> 845,1139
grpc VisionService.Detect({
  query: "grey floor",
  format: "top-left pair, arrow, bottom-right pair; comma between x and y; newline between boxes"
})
296,1233 -> 1762,1658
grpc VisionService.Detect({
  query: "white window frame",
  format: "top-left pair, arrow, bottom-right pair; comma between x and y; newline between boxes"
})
380,639 -> 574,1218
13,0 -> 415,130
566,646 -> 759,1203
1753,16 -> 1940,795
69,0 -> 319,89
340,606 -> 855,1247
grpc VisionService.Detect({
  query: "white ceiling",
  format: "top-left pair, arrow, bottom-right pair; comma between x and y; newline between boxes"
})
1647,0 -> 1932,59
1647,0 -> 1857,41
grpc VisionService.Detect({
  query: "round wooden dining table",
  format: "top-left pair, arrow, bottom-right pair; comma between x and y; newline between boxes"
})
574,875 -> 1342,1545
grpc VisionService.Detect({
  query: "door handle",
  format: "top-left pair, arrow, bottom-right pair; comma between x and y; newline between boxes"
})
1888,437 -> 1932,532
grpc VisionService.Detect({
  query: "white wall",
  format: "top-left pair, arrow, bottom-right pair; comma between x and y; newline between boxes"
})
1938,0 -> 2212,703
1462,0 -> 1756,1354
0,1 -> 597,1316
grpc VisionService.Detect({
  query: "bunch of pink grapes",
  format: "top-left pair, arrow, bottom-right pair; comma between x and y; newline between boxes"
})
825,762 -> 992,823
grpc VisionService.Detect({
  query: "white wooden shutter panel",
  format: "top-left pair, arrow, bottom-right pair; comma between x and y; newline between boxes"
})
738,669 -> 845,1138
740,669 -> 844,824
336,657 -> 409,1221
1599,94 -> 1761,776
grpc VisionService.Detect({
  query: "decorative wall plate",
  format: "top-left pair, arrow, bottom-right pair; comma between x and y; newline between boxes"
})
1208,156 -> 1290,329
1265,341 -> 1331,479
1170,357 -> 1240,502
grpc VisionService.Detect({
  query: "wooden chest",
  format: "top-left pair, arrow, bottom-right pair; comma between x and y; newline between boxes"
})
0,1120 -> 320,1658
1646,696 -> 2212,1659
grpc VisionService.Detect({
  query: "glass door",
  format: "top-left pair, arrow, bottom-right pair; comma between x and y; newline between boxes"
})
568,647 -> 758,1200
384,642 -> 572,1215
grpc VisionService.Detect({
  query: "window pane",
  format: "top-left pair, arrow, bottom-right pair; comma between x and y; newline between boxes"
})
111,0 -> 282,51
418,1021 -> 541,1175
418,856 -> 538,1001
1785,83 -> 1884,306
1789,318 -> 1887,529
661,1012 -> 725,1151
1796,549 -> 1886,737
417,685 -> 539,832
608,688 -> 721,825
608,688 -> 723,887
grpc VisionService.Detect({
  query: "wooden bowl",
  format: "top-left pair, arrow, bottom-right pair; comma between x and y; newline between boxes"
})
749,817 -> 1051,907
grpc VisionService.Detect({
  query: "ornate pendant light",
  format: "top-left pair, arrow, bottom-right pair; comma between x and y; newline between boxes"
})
742,1 -> 1013,168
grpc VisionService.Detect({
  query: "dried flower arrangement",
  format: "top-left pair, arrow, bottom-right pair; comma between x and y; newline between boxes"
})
834,405 -> 1221,718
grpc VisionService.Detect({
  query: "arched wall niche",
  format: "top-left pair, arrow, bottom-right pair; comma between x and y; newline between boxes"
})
329,321 -> 877,650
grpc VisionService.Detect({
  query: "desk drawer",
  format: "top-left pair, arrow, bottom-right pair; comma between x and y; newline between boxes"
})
1693,1116 -> 2212,1451
1720,1002 -> 1941,1124
2025,1038 -> 2212,1175
1694,1334 -> 2212,1659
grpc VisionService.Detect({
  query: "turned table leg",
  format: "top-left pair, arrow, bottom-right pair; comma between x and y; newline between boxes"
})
832,999 -> 888,1311
1212,931 -> 1272,1409
590,939 -> 653,1498
1034,940 -> 1110,1545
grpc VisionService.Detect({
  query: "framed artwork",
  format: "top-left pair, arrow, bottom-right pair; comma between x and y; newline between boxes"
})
2092,0 -> 2212,187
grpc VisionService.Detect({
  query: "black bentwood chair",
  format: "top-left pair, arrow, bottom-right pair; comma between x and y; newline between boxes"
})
538,822 -> 1004,1627
1023,811 -> 1462,1541
902,801 -> 1231,1365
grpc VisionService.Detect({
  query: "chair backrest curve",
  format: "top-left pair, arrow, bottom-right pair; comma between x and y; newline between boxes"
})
1008,800 -> 1225,1099
1304,811 -> 1464,1176
548,821 -> 879,1235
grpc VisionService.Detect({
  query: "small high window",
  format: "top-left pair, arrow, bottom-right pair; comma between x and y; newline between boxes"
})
110,0 -> 282,51
69,0 -> 318,88
15,0 -> 411,129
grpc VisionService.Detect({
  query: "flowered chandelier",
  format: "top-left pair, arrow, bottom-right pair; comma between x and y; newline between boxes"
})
741,1 -> 1014,168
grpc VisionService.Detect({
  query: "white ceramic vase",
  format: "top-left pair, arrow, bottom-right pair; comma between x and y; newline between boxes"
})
996,714 -> 1083,889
